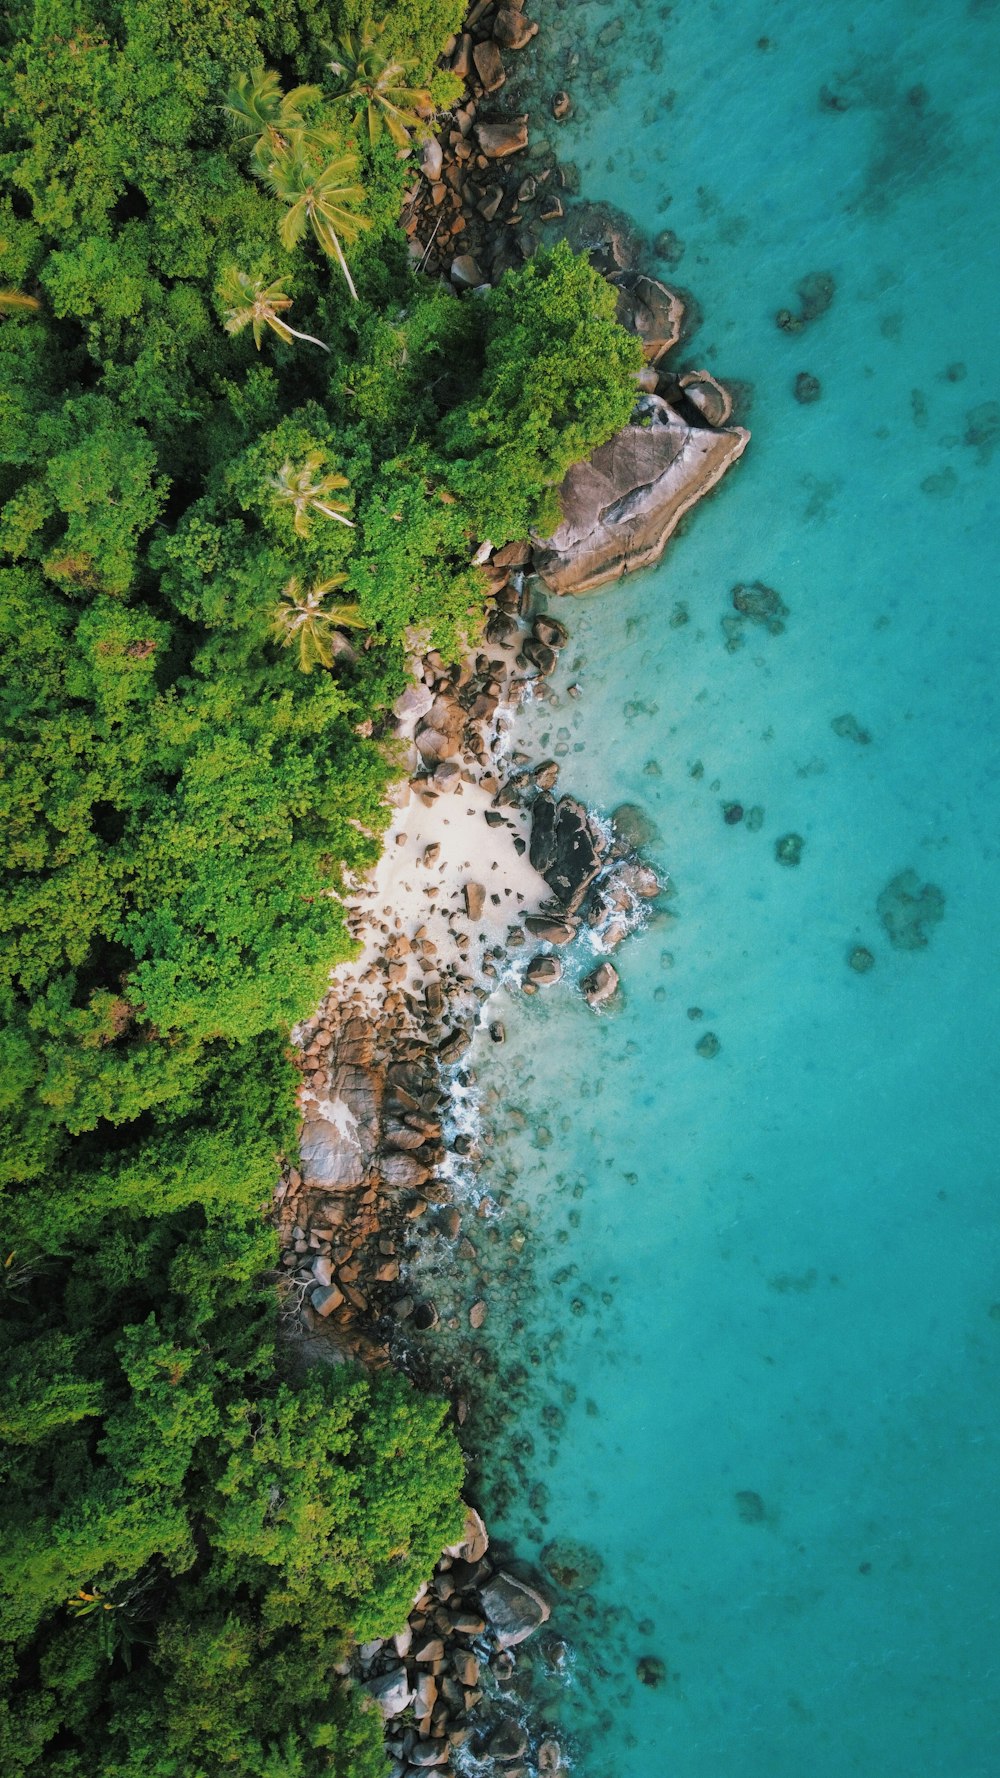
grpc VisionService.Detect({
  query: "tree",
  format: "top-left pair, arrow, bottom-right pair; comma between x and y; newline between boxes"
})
218,268 -> 330,353
266,451 -> 355,534
326,26 -> 432,148
270,576 -> 366,673
223,68 -> 328,174
0,291 -> 42,315
265,148 -> 369,301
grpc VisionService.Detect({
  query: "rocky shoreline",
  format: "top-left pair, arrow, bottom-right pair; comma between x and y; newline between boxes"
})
274,6 -> 750,1775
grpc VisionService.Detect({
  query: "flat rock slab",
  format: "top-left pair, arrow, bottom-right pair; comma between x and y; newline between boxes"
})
533,396 -> 749,595
299,1113 -> 365,1190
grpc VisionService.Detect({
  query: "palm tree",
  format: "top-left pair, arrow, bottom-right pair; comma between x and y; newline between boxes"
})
218,268 -> 330,352
0,290 -> 42,315
270,575 -> 366,673
265,147 -> 369,301
267,452 -> 355,536
326,27 -> 432,148
223,68 -> 327,171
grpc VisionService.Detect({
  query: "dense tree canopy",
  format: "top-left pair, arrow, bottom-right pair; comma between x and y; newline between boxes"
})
0,0 -> 642,1771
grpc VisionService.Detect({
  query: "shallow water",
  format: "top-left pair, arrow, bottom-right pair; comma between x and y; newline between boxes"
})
463,1 -> 1000,1773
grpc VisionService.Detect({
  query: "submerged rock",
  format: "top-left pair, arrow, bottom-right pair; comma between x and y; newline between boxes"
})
775,833 -> 805,868
533,395 -> 749,595
877,869 -> 945,950
695,1031 -> 720,1058
636,1655 -> 668,1688
542,1538 -> 604,1590
848,945 -> 876,973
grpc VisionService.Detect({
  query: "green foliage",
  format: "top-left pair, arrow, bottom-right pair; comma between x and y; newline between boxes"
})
441,240 -> 644,539
0,2 -> 643,1772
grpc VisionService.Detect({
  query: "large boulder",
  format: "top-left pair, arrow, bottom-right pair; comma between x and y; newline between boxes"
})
445,1504 -> 489,1564
533,395 -> 749,595
481,1571 -> 551,1649
366,1667 -> 415,1719
299,1110 -> 365,1190
529,793 -> 606,912
609,271 -> 685,363
475,116 -> 529,158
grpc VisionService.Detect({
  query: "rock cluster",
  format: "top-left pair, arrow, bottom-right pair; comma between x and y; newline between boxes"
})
397,2 -> 749,599
400,4 -> 573,289
354,1508 -> 559,1778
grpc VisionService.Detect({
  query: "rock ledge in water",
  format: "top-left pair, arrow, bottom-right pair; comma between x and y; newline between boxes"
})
533,396 -> 749,595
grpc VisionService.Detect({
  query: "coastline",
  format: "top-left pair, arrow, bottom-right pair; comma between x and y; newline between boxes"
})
278,4 -> 748,1771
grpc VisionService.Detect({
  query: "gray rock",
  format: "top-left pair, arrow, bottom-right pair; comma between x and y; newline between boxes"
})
529,793 -> 606,912
299,1114 -> 365,1190
679,368 -> 734,426
481,1571 -> 551,1649
533,395 -> 750,595
420,137 -> 443,182
408,1741 -> 450,1767
394,681 -> 435,723
310,1283 -> 344,1318
489,1718 -> 529,1762
366,1667 -> 415,1719
609,271 -> 685,363
451,253 -> 487,289
311,1255 -> 333,1286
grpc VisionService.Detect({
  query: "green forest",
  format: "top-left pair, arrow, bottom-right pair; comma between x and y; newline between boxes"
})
0,2 -> 641,1772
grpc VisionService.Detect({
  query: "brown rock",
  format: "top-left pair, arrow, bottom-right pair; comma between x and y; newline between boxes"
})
525,954 -> 562,987
582,961 -> 619,1006
464,882 -> 486,920
452,1650 -> 480,1688
472,38 -> 506,93
491,538 -> 532,567
494,6 -> 538,49
475,117 -> 529,159
450,33 -> 473,77
380,1152 -> 432,1190
524,915 -> 577,944
469,1299 -> 487,1328
414,1638 -> 445,1664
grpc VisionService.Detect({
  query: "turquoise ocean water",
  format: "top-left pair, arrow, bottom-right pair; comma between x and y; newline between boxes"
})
461,1 -> 1000,1773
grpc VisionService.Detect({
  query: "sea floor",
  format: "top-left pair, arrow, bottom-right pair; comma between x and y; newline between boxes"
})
439,1 -> 1000,1773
